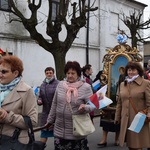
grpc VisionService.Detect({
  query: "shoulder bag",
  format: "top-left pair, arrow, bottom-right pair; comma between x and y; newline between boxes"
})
0,116 -> 46,150
128,85 -> 150,124
68,103 -> 95,136
129,98 -> 149,124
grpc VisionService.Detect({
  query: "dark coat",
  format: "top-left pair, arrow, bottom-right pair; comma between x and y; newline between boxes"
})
38,77 -> 59,126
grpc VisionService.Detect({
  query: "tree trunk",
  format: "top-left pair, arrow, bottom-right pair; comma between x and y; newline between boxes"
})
53,50 -> 67,80
8,0 -> 97,80
131,34 -> 137,48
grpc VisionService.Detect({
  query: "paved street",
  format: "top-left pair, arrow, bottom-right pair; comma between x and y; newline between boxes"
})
35,108 -> 149,150
34,117 -> 129,150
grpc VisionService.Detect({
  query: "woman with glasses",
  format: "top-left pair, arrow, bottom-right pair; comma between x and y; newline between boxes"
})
37,67 -> 59,144
0,55 -> 37,145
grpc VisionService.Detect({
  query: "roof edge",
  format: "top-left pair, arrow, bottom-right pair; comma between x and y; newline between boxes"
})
127,0 -> 148,7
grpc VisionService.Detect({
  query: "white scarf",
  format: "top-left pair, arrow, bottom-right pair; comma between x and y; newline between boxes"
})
45,76 -> 55,83
126,75 -> 139,83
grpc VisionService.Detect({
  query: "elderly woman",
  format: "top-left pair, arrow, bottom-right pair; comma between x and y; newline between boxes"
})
46,61 -> 95,150
0,55 -> 37,145
115,61 -> 150,150
37,67 -> 59,144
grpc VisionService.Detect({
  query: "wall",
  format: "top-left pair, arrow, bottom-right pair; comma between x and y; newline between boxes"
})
0,0 -> 146,86
99,0 -> 145,70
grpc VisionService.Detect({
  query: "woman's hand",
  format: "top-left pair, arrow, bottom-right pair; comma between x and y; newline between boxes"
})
78,104 -> 85,112
44,122 -> 51,128
114,120 -> 120,124
37,99 -> 43,105
33,122 -> 53,132
0,108 -> 8,120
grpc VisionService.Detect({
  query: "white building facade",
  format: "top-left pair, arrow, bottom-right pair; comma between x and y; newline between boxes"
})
0,0 -> 146,86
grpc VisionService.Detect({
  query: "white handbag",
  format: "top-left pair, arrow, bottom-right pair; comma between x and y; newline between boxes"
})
68,103 -> 95,136
72,113 -> 95,136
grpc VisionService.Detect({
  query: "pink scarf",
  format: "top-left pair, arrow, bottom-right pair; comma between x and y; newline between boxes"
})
63,81 -> 84,103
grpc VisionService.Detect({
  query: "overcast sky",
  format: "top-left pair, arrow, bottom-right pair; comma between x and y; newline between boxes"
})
135,0 -> 150,20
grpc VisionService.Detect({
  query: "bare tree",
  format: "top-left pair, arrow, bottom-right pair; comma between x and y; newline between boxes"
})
8,0 -> 98,79
121,10 -> 150,48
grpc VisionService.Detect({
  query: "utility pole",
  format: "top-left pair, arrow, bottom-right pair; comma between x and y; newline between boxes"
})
86,0 -> 90,64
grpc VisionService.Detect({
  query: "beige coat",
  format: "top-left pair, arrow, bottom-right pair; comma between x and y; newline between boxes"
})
115,76 -> 150,148
0,80 -> 38,144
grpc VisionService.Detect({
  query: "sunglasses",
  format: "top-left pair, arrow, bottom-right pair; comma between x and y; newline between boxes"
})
0,69 -> 10,74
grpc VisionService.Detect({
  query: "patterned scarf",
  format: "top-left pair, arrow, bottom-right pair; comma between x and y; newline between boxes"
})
63,80 -> 84,103
0,77 -> 21,107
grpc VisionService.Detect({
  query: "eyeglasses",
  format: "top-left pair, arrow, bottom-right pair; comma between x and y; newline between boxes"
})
0,69 -> 10,74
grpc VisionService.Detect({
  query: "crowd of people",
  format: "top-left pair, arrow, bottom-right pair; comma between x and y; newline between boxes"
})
0,53 -> 150,150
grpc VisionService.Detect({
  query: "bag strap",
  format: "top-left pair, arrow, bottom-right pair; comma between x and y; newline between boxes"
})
11,127 -> 21,141
127,84 -> 138,114
129,97 -> 138,114
128,84 -> 148,116
9,116 -> 35,144
23,116 -> 35,143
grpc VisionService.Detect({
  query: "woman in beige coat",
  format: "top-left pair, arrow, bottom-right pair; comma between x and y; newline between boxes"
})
115,61 -> 150,150
0,55 -> 37,145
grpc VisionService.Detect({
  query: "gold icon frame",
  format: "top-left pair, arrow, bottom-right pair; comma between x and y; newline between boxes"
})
100,44 -> 143,105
